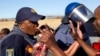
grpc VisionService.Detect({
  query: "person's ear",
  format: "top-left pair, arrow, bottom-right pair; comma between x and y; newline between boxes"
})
18,22 -> 25,29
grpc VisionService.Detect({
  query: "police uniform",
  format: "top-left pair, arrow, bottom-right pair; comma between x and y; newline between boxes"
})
0,7 -> 45,56
0,25 -> 37,56
55,23 -> 91,56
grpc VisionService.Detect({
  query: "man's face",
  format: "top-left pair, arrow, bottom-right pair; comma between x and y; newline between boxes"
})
93,7 -> 100,36
19,20 -> 39,35
93,18 -> 100,36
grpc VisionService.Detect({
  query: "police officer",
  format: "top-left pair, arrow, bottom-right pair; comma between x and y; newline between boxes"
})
0,7 -> 66,56
55,2 -> 92,56
0,7 -> 45,56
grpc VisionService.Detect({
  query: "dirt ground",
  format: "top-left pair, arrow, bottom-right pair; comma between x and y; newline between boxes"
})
0,18 -> 61,30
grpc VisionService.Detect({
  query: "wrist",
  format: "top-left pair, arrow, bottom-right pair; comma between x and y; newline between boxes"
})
49,43 -> 58,50
74,35 -> 83,40
73,35 -> 78,40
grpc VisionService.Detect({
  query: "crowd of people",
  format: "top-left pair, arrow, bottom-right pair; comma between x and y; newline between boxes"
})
0,2 -> 100,56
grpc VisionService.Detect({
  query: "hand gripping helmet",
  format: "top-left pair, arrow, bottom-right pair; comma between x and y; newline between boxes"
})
65,2 -> 93,24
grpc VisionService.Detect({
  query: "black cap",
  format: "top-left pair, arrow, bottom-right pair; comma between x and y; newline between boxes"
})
15,7 -> 45,23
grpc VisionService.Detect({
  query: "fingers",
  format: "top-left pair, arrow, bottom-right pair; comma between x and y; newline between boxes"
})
44,24 -> 50,30
77,21 -> 82,30
77,22 -> 80,30
39,24 -> 51,33
38,25 -> 52,43
69,20 -> 75,33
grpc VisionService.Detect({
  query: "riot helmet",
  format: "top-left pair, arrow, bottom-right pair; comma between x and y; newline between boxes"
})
65,2 -> 94,24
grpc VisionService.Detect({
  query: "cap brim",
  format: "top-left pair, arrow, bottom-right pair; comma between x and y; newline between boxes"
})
28,13 -> 45,22
61,16 -> 69,24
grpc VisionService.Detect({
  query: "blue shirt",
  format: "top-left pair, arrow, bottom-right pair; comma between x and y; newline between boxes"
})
0,25 -> 37,56
55,24 -> 74,50
55,23 -> 91,56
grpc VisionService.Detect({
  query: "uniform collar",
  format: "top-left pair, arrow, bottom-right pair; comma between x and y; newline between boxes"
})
12,25 -> 28,37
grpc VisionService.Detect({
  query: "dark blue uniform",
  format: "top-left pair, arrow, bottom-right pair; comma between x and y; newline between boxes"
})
55,23 -> 91,56
0,25 -> 37,56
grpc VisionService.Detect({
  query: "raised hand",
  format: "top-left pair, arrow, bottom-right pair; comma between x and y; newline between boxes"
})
76,21 -> 83,39
38,24 -> 55,48
69,20 -> 83,39
38,24 -> 66,56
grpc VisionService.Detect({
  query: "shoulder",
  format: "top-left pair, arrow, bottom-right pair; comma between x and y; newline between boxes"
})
55,24 -> 70,33
1,33 -> 24,46
55,24 -> 70,36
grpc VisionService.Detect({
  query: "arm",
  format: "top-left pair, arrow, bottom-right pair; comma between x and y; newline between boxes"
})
55,24 -> 79,56
49,42 -> 66,56
64,41 -> 79,56
63,20 -> 81,56
69,20 -> 97,56
75,37 -> 96,56
39,24 -> 66,56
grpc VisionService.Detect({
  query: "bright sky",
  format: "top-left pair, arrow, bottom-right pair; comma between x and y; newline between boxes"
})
0,0 -> 100,18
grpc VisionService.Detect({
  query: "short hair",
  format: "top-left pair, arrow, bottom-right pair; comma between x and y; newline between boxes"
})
1,28 -> 10,35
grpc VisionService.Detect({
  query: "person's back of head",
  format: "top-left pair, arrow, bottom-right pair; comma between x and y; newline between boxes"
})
0,28 -> 10,39
1,28 -> 10,35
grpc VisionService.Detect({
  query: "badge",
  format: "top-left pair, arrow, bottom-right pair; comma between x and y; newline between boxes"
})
25,45 -> 33,54
6,48 -> 14,56
31,9 -> 36,13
